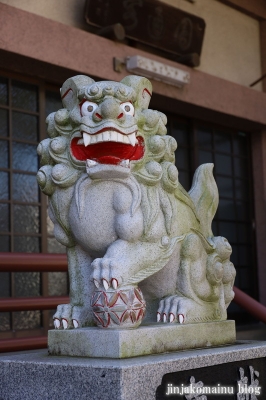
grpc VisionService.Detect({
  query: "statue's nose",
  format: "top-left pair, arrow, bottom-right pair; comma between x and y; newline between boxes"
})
96,99 -> 123,120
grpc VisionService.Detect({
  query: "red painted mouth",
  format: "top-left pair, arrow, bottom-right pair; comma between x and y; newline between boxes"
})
71,136 -> 144,165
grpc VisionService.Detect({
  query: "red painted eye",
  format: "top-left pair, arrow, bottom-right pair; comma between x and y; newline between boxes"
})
121,102 -> 134,116
81,101 -> 97,116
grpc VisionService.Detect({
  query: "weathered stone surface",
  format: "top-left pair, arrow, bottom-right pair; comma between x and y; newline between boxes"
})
48,320 -> 236,358
0,341 -> 266,400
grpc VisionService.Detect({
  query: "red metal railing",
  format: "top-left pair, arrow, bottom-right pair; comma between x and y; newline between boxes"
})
0,252 -> 67,272
0,296 -> 69,312
0,252 -> 266,353
233,286 -> 266,324
0,253 -> 69,352
0,336 -> 48,352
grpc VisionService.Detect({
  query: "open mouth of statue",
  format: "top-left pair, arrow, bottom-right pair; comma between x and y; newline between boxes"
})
71,127 -> 144,165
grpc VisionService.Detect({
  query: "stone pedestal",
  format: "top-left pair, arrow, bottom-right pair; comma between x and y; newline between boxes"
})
48,320 -> 236,358
0,341 -> 266,400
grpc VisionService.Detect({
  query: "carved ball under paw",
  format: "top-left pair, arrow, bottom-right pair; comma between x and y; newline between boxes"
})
91,286 -> 146,329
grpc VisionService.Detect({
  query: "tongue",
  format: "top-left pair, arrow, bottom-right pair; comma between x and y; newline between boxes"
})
97,156 -> 123,165
71,137 -> 144,164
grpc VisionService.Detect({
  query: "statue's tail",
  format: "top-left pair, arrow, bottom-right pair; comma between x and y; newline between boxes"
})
188,164 -> 218,238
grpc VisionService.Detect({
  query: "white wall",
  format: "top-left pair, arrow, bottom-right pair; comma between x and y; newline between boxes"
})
0,0 -> 88,29
161,0 -> 262,90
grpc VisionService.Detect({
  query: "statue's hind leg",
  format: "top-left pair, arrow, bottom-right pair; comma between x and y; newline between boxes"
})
157,233 -> 225,324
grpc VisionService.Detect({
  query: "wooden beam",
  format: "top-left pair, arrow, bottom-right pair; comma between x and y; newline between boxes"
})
0,296 -> 69,312
0,253 -> 67,272
234,286 -> 266,322
0,336 -> 47,353
218,0 -> 266,20
260,21 -> 266,92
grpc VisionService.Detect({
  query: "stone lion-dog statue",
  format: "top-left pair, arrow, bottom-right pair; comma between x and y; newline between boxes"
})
37,75 -> 235,330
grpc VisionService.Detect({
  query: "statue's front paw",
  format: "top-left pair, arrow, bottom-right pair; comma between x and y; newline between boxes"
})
53,304 -> 91,329
91,258 -> 123,290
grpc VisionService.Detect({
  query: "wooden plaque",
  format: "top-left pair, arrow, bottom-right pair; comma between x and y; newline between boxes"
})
85,0 -> 205,57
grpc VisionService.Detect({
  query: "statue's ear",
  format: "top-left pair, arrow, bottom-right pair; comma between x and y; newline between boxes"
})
120,75 -> 152,110
60,75 -> 95,110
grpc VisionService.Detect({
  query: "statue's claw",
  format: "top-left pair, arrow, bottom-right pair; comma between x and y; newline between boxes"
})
102,278 -> 109,290
93,279 -> 100,288
111,278 -> 118,289
72,319 -> 79,329
178,314 -> 184,324
161,312 -> 175,323
62,319 -> 68,329
54,318 -> 61,329
169,313 -> 175,323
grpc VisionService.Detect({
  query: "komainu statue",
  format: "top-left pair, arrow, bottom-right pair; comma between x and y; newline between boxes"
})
37,75 -> 236,330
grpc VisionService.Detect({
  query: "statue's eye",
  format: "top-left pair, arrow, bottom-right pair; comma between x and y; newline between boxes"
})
121,102 -> 134,116
81,101 -> 97,116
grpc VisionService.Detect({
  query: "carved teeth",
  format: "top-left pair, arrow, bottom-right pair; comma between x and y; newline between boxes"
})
117,132 -> 124,143
128,133 -> 136,146
82,131 -> 136,146
157,312 -> 161,323
123,135 -> 130,144
120,159 -> 130,168
91,135 -> 97,144
103,131 -> 111,141
86,159 -> 98,168
96,133 -> 104,143
110,131 -> 118,141
83,132 -> 91,146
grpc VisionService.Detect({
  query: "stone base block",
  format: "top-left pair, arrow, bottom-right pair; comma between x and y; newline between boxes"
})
48,320 -> 236,358
1,341 -> 266,400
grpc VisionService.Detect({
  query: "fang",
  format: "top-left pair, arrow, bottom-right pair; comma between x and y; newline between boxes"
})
120,159 -> 130,168
86,159 -> 98,168
83,132 -> 91,147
